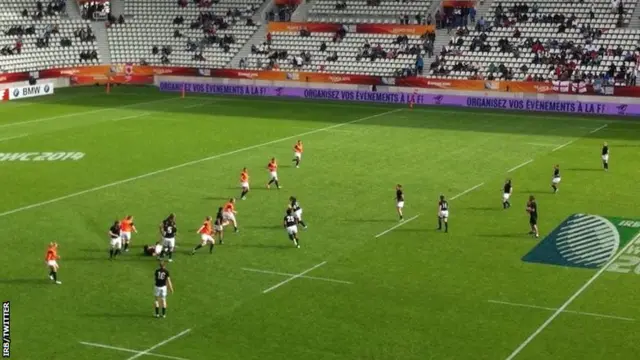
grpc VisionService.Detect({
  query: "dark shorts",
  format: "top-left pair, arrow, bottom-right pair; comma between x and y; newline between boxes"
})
529,217 -> 538,226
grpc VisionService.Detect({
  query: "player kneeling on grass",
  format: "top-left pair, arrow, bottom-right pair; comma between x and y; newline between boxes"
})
143,242 -> 164,257
284,208 -> 300,248
192,216 -> 215,254
223,198 -> 239,232
109,220 -> 122,260
154,261 -> 174,318
437,195 -> 449,233
45,242 -> 62,285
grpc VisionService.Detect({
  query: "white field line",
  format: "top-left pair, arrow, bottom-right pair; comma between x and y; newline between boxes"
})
183,101 -> 215,109
0,97 -> 176,129
0,134 -> 28,142
242,268 -> 353,284
552,124 -> 608,152
525,142 -> 558,147
125,329 -> 192,360
507,159 -> 534,173
374,214 -> 420,238
504,233 -> 640,360
450,182 -> 485,200
111,112 -> 151,122
263,261 -> 327,294
79,342 -> 189,360
0,108 -> 402,219
488,300 -> 634,322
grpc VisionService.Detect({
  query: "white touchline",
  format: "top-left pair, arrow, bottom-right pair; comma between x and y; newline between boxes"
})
487,300 -> 634,322
507,159 -> 534,173
126,329 -> 192,360
263,261 -> 327,294
79,342 -> 190,360
552,124 -> 608,152
110,112 -> 151,123
374,214 -> 420,238
0,134 -> 28,142
0,108 -> 402,219
450,182 -> 485,200
0,97 -> 177,129
242,267 -> 353,284
525,143 -> 559,147
504,233 -> 640,360
590,124 -> 608,133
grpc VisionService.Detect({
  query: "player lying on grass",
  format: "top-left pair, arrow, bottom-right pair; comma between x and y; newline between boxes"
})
143,242 -> 164,257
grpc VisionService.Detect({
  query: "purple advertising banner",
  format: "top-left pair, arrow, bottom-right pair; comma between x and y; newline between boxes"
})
159,82 -> 640,116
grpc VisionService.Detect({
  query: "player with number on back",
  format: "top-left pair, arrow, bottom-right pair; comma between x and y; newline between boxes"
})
214,207 -> 225,244
223,198 -> 239,233
551,164 -> 561,194
502,179 -> 513,209
602,142 -> 609,171
284,208 -> 300,248
292,140 -> 303,168
154,261 -> 174,318
289,196 -> 307,229
109,220 -> 122,260
191,216 -> 215,255
240,167 -> 250,200
526,195 -> 539,238
396,184 -> 405,221
438,195 -> 449,233
119,215 -> 137,252
45,242 -> 61,285
266,157 -> 281,189
160,214 -> 177,262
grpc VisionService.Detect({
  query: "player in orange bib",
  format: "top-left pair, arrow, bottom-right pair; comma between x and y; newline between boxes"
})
120,215 -> 137,252
45,242 -> 62,284
191,216 -> 215,254
292,140 -> 303,168
240,167 -> 250,200
223,198 -> 239,232
266,157 -> 280,189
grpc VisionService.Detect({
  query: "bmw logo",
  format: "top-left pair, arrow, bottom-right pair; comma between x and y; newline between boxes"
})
44,85 -> 50,93
13,89 -> 19,97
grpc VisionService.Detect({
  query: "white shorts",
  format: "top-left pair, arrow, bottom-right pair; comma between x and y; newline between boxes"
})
214,224 -> 223,232
294,209 -> 303,220
163,237 -> 176,249
223,212 -> 236,223
397,201 -> 404,209
552,177 -> 561,184
154,286 -> 167,298
503,193 -> 511,201
120,231 -> 131,241
269,171 -> 278,180
286,225 -> 298,235
294,152 -> 302,159
439,210 -> 449,218
200,234 -> 214,244
110,237 -> 122,248
46,260 -> 58,267
154,244 -> 164,255
602,154 -> 609,162
241,181 -> 249,189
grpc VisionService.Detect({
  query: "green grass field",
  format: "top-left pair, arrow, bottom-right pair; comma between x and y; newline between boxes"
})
1,86 -> 640,360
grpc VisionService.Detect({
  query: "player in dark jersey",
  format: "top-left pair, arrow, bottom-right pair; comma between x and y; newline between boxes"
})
551,164 -> 561,194
502,179 -> 513,209
108,220 -> 122,260
437,195 -> 449,233
526,195 -> 539,238
602,142 -> 609,171
160,214 -> 177,262
395,184 -> 405,221
289,196 -> 307,229
283,208 -> 300,248
154,261 -> 174,318
214,207 -> 225,245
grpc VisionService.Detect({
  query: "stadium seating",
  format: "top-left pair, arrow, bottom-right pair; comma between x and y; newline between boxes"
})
308,0 -> 432,24
0,0 -> 99,73
245,30 -> 427,75
107,0 -> 262,68
429,0 -> 639,84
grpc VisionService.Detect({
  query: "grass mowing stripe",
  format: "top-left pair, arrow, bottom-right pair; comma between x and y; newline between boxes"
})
487,300 -> 634,322
375,215 -> 420,238
0,108 -> 402,218
79,342 -> 190,360
125,329 -> 192,360
504,232 -> 640,360
262,262 -> 327,294
507,159 -> 534,173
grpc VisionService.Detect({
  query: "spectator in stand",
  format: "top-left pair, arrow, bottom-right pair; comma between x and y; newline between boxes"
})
513,27 -> 521,38
300,27 -> 310,37
435,9 -> 442,28
335,0 -> 346,10
470,5 -> 476,23
178,0 -> 187,7
14,38 -> 22,54
266,32 -> 272,45
320,41 -> 327,52
21,8 -> 28,17
415,55 -> 424,75
327,51 -> 338,62
427,13 -> 433,25
118,15 -> 125,24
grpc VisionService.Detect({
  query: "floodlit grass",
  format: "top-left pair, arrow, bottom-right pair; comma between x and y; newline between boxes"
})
1,86 -> 640,360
